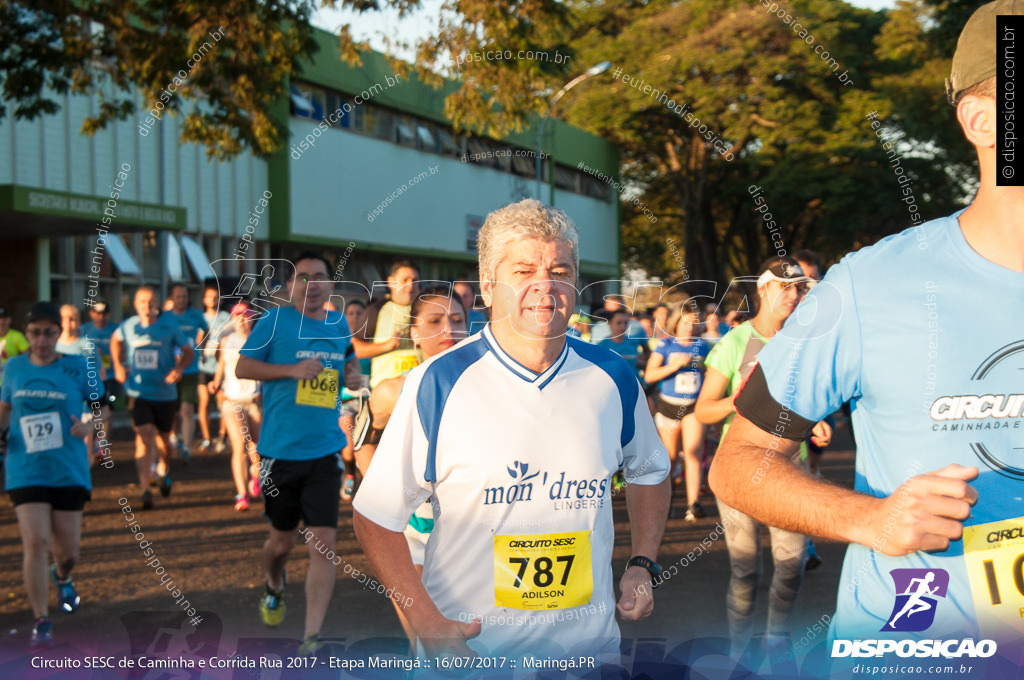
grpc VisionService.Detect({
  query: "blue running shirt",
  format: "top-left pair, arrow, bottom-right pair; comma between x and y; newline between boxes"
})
114,315 -> 189,402
652,337 -> 709,402
736,211 -> 1024,644
239,306 -> 353,461
2,354 -> 104,490
168,308 -> 208,375
80,321 -> 115,370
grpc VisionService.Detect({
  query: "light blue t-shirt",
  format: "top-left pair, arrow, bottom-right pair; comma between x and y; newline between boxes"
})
115,315 -> 189,401
239,306 -> 354,461
652,337 -> 708,401
755,211 -> 1024,645
467,309 -> 487,336
80,321 -> 115,370
198,309 -> 232,374
1,354 -> 104,490
56,336 -> 103,375
597,337 -> 644,379
168,308 -> 208,375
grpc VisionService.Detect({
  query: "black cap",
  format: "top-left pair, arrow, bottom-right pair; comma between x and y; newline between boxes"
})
26,301 -> 62,326
0,305 -> 10,318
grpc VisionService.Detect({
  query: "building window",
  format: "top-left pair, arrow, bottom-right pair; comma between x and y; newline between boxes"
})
290,84 -> 315,119
325,92 -> 340,123
141,231 -> 163,279
511,153 -> 535,177
437,129 -> 459,157
287,79 -> 612,199
554,165 -> 580,192
396,117 -> 416,147
362,106 -> 394,141
416,123 -> 436,152
311,89 -> 326,121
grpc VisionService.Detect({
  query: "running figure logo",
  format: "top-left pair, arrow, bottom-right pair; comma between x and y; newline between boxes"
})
882,568 -> 950,632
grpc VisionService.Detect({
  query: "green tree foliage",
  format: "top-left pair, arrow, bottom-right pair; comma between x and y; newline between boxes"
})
563,0 -> 967,284
0,0 -> 579,157
0,0 -> 982,282
0,0 -> 319,159
334,0 -> 579,137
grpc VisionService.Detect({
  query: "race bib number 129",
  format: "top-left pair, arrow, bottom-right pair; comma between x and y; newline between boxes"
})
493,531 -> 592,610
20,412 -> 64,454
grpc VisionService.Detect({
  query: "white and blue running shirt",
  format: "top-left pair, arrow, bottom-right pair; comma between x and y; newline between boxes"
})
354,324 -> 669,658
735,211 -> 1024,644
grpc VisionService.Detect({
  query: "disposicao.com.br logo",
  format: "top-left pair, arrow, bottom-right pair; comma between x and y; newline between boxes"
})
832,568 -> 997,659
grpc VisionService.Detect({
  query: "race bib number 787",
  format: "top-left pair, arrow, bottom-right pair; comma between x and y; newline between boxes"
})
493,531 -> 592,610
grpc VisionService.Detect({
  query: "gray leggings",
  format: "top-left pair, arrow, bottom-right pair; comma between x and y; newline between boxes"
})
715,495 -> 808,652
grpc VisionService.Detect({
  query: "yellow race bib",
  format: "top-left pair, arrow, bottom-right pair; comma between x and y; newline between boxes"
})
493,531 -> 592,610
295,368 -> 339,409
963,517 -> 1024,638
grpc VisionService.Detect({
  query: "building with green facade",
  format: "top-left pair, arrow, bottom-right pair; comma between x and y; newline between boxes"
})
0,27 -> 621,321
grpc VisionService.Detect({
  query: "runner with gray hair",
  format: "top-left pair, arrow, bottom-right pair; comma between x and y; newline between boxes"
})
476,198 -> 579,280
354,198 -> 671,661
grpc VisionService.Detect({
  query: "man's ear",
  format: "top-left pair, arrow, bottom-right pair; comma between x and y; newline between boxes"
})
957,95 -> 996,150
480,272 -> 494,308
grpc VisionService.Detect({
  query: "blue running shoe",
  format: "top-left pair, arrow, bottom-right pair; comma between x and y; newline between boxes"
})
30,616 -> 53,648
51,565 -> 80,613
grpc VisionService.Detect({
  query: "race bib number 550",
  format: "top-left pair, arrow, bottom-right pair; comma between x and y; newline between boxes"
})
494,531 -> 592,610
134,349 -> 158,370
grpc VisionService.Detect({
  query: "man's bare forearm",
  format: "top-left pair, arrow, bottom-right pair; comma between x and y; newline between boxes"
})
708,415 -> 880,546
694,397 -> 734,425
235,355 -> 295,382
110,336 -> 125,373
352,337 -> 395,359
344,359 -> 362,390
353,512 -> 444,631
625,478 -> 671,558
175,346 -> 194,374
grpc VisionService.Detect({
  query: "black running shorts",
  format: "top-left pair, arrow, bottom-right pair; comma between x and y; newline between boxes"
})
260,453 -> 343,531
9,485 -> 90,511
128,397 -> 177,433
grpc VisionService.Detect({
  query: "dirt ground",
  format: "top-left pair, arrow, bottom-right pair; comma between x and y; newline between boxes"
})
0,423 -> 856,678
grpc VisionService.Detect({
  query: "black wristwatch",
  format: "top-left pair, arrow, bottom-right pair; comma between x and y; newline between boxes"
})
625,555 -> 663,582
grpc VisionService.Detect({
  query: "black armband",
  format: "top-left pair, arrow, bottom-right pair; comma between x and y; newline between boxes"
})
734,363 -> 816,441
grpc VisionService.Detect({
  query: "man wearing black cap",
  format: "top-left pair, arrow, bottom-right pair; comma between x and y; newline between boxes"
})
710,0 -> 1024,649
0,306 -> 29,389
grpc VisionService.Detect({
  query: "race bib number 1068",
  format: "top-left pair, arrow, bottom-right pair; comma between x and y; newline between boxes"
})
296,368 -> 339,409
